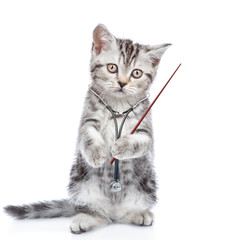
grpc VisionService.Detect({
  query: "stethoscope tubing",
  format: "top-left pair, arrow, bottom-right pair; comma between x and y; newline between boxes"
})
106,106 -> 133,183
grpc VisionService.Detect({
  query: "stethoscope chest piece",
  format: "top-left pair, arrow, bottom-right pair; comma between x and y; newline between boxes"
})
110,180 -> 122,192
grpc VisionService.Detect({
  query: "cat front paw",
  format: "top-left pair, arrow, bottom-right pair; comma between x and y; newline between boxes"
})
85,145 -> 107,168
111,136 -> 131,160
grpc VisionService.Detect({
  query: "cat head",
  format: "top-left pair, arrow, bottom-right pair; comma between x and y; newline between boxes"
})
90,24 -> 171,99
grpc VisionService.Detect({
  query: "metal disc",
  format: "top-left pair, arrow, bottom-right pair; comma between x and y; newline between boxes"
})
110,181 -> 122,192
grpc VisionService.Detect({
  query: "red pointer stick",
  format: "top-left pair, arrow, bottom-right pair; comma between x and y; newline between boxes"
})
110,63 -> 181,164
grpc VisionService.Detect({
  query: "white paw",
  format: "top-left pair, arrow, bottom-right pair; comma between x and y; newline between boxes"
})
121,210 -> 154,226
111,137 -> 131,160
70,213 -> 107,234
86,145 -> 107,168
132,210 -> 154,226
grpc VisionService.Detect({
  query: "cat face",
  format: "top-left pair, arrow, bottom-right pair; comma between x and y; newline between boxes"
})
90,24 -> 170,99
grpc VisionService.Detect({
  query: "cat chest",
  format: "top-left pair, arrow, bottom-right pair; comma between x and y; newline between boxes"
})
100,114 -> 131,147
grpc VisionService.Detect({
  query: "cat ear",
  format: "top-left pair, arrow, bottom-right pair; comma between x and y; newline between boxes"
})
148,43 -> 172,66
92,24 -> 116,55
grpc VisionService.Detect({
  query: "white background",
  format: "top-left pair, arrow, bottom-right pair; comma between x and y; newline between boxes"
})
0,0 -> 230,239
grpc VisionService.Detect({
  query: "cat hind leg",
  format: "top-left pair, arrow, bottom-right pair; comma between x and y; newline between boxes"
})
119,209 -> 154,226
70,213 -> 109,234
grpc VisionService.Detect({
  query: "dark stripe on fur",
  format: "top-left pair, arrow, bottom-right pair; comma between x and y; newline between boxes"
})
4,205 -> 30,219
4,199 -> 75,219
133,156 -> 157,203
91,64 -> 104,73
75,205 -> 99,217
117,39 -> 141,66
83,118 -> 99,124
135,129 -> 149,134
135,127 -> 153,138
145,73 -> 153,82
82,118 -> 100,131
129,46 -> 140,65
69,153 -> 90,188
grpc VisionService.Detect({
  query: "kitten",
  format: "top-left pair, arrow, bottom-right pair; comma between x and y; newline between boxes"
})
4,24 -> 170,234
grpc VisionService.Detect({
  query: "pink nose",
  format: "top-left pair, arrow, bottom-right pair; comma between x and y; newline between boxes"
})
118,81 -> 127,88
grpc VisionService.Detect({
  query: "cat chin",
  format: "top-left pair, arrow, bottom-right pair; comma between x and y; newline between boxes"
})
107,86 -> 135,96
109,89 -> 133,98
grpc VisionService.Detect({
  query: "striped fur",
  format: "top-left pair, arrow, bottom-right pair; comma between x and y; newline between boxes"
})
4,24 -> 170,234
4,200 -> 75,219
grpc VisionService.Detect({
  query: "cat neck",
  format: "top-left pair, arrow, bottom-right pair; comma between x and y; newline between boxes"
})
89,85 -> 149,113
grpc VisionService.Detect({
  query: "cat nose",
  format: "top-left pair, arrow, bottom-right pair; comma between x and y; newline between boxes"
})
118,81 -> 127,89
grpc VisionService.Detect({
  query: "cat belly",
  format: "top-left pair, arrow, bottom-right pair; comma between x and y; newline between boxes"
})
110,189 -> 148,221
72,178 -> 149,221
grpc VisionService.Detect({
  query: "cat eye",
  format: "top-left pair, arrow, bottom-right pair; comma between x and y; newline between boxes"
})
107,64 -> 118,73
131,69 -> 143,79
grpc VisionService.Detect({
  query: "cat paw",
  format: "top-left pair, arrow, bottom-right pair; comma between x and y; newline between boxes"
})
70,213 -> 107,234
86,145 -> 107,168
121,210 -> 154,226
111,136 -> 131,160
132,210 -> 154,226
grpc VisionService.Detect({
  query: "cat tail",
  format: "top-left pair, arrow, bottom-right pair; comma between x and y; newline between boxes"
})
4,199 -> 76,219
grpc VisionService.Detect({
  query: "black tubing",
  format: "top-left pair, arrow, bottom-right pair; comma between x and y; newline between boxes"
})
106,106 -> 133,182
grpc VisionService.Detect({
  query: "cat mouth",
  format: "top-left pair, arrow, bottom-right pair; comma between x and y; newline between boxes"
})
111,86 -> 129,96
116,88 -> 126,94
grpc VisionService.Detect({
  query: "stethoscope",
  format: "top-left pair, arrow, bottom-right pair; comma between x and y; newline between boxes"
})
88,64 -> 181,192
89,87 -> 149,192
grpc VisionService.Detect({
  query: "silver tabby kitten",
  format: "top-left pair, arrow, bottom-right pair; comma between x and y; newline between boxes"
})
4,24 -> 170,233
